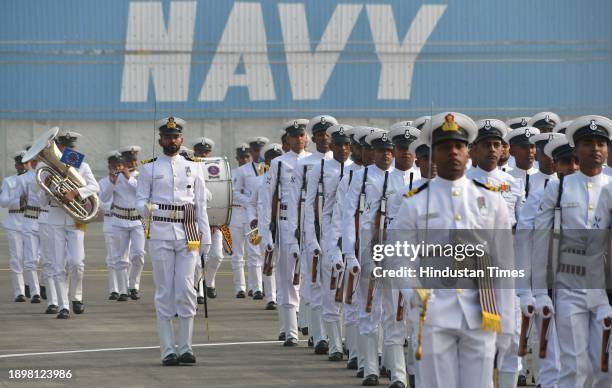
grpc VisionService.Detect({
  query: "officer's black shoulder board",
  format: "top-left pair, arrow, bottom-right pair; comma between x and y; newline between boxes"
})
141,157 -> 157,165
403,181 -> 428,198
473,179 -> 499,192
183,155 -> 203,162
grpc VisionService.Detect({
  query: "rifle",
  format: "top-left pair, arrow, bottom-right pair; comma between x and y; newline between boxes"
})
293,165 -> 307,285
312,159 -> 324,284
345,168 -> 368,305
541,174 -> 564,358
264,161 -> 282,277
365,170 -> 389,313
602,317 -> 611,372
518,306 -> 534,356
335,168 -> 351,301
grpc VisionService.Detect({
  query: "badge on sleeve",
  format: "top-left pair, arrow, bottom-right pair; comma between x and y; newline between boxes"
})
477,196 -> 487,214
185,166 -> 192,177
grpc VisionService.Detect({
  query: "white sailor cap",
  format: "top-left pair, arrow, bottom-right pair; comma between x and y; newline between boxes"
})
307,115 -> 338,135
389,121 -> 414,131
544,135 -> 574,160
365,129 -> 394,149
528,112 -> 561,131
474,119 -> 508,143
420,112 -> 478,146
553,120 -> 572,134
529,132 -> 565,152
56,130 -> 82,145
156,116 -> 186,134
283,119 -> 309,136
326,124 -> 353,144
119,145 -> 142,161
354,126 -> 380,147
412,116 -> 431,131
565,115 -> 612,147
389,126 -> 421,146
235,143 -> 250,156
504,127 -> 540,146
13,150 -> 27,162
408,137 -> 430,159
262,142 -> 284,157
107,150 -> 123,161
505,117 -> 531,130
192,137 -> 215,151
247,136 -> 269,149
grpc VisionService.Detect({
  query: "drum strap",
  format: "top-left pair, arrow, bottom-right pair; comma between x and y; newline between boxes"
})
183,203 -> 200,252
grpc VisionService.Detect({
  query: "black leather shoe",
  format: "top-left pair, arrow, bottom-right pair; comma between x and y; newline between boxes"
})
40,286 -> 47,300
206,287 -> 217,299
45,305 -> 58,314
129,289 -> 140,300
356,368 -> 364,378
197,296 -> 205,305
307,337 -> 314,347
236,290 -> 246,298
178,352 -> 196,364
301,327 -> 309,336
72,301 -> 85,314
283,337 -> 298,347
362,374 -> 379,386
408,375 -> 415,388
517,375 -> 527,386
278,332 -> 286,341
15,295 -> 26,302
389,381 -> 405,388
253,291 -> 264,300
247,289 -> 253,297
117,294 -> 129,302
347,357 -> 358,370
162,353 -> 179,366
314,340 -> 329,355
265,301 -> 277,310
57,309 -> 70,319
328,352 -> 343,361
31,295 -> 41,304
108,292 -> 119,300
25,285 -> 31,298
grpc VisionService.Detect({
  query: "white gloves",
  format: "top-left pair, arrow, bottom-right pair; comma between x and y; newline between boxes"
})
519,293 -> 536,317
535,294 -> 554,317
346,256 -> 360,274
596,304 -> 612,329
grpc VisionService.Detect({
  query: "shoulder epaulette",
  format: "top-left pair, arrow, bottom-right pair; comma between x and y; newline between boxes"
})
403,181 -> 428,198
473,179 -> 499,192
141,157 -> 157,165
183,155 -> 203,162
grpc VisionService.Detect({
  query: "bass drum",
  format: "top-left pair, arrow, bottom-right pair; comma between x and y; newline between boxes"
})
201,156 -> 232,226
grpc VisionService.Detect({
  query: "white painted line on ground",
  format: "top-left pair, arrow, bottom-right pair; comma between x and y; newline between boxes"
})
0,339 -> 307,359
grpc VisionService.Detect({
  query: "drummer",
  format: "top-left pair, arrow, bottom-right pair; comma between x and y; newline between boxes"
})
192,137 -> 224,300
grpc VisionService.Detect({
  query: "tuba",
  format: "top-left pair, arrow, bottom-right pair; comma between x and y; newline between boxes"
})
22,127 -> 99,223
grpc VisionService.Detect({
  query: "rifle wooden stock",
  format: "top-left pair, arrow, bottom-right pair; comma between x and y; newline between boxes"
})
518,306 -> 534,357
365,277 -> 374,313
335,259 -> 346,302
539,307 -> 551,359
263,249 -> 273,276
345,270 -> 356,304
311,254 -> 319,283
396,292 -> 404,322
602,318 -> 611,372
292,253 -> 300,285
330,267 -> 337,290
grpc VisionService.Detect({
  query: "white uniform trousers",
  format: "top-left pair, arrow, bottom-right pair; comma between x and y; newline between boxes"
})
261,245 -> 276,303
38,223 -> 57,306
229,223 -> 246,293
112,224 -> 145,294
103,231 -> 118,294
357,268 -> 384,378
49,225 -> 85,311
276,241 -> 300,340
298,247 -> 312,333
149,239 -> 198,319
6,229 -> 25,297
309,251 -> 326,346
229,223 -> 263,293
419,324 -> 496,388
495,302 -> 522,388
321,251 -> 343,355
555,289 -> 612,388
382,287 -> 408,385
21,218 -> 41,297
203,228 -> 223,288
531,313 -> 560,387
